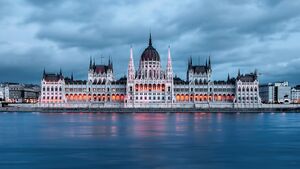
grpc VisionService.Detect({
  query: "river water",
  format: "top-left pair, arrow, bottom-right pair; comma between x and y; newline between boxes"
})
0,112 -> 300,169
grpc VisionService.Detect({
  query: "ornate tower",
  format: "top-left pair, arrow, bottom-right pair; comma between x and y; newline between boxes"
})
166,46 -> 173,80
128,46 -> 135,81
166,45 -> 174,104
125,46 -> 135,106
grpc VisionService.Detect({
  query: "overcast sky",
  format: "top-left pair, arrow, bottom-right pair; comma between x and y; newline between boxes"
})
0,0 -> 299,85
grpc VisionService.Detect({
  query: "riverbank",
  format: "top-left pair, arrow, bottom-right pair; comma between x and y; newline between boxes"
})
1,106 -> 300,113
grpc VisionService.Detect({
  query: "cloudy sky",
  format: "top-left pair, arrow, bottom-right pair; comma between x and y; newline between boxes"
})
0,0 -> 300,85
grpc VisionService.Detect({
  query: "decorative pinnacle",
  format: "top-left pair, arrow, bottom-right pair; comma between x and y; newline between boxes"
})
149,33 -> 152,46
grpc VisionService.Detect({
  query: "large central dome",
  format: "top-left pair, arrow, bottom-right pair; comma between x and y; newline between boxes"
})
141,34 -> 160,61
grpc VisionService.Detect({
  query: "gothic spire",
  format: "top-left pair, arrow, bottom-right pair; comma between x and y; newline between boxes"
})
167,45 -> 173,72
254,69 -> 258,79
238,69 -> 241,77
227,73 -> 230,82
149,33 -> 152,46
89,56 -> 92,69
130,46 -> 134,69
167,45 -> 173,79
208,55 -> 211,69
108,56 -> 113,70
71,72 -> 74,81
188,56 -> 192,70
128,46 -> 135,80
43,68 -> 46,78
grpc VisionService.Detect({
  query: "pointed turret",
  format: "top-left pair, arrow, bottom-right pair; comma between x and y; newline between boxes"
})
71,72 -> 74,81
93,58 -> 96,68
188,56 -> 193,70
166,45 -> 173,80
208,55 -> 211,69
108,56 -> 113,70
89,56 -> 92,69
43,68 -> 46,79
227,73 -> 230,82
128,46 -> 135,81
254,69 -> 258,79
59,68 -> 63,80
238,69 -> 241,77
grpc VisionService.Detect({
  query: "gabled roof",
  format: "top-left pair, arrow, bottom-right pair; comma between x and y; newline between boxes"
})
191,65 -> 210,74
188,56 -> 211,74
237,73 -> 257,82
94,65 -> 110,74
43,73 -> 63,82
89,56 -> 113,73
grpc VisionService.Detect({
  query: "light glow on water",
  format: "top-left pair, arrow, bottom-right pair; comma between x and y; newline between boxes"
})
0,112 -> 300,169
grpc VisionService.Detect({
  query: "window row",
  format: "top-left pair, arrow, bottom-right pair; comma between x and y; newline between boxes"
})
42,86 -> 62,92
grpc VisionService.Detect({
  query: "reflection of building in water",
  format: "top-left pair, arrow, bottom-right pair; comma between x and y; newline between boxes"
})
132,114 -> 168,137
40,34 -> 261,108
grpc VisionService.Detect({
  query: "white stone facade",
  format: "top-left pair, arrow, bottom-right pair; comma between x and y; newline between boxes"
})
39,35 -> 262,108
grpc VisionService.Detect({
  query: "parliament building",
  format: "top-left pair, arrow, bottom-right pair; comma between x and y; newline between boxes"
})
40,34 -> 261,108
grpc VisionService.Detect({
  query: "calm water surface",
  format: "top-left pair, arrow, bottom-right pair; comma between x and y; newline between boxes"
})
0,112 -> 300,169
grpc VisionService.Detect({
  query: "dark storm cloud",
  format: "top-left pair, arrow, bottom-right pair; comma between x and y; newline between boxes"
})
0,0 -> 300,85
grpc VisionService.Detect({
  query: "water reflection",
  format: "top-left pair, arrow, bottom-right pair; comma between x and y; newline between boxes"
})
133,113 -> 168,137
1,112 -> 300,169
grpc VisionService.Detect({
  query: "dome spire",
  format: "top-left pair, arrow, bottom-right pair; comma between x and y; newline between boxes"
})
149,33 -> 152,46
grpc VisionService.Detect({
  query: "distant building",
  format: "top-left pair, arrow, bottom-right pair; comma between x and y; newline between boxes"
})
259,81 -> 291,104
291,85 -> 300,104
0,84 -> 4,101
0,83 -> 40,103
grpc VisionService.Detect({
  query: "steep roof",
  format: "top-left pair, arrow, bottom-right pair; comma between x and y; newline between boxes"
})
43,73 -> 63,82
191,65 -> 210,74
237,73 -> 257,82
